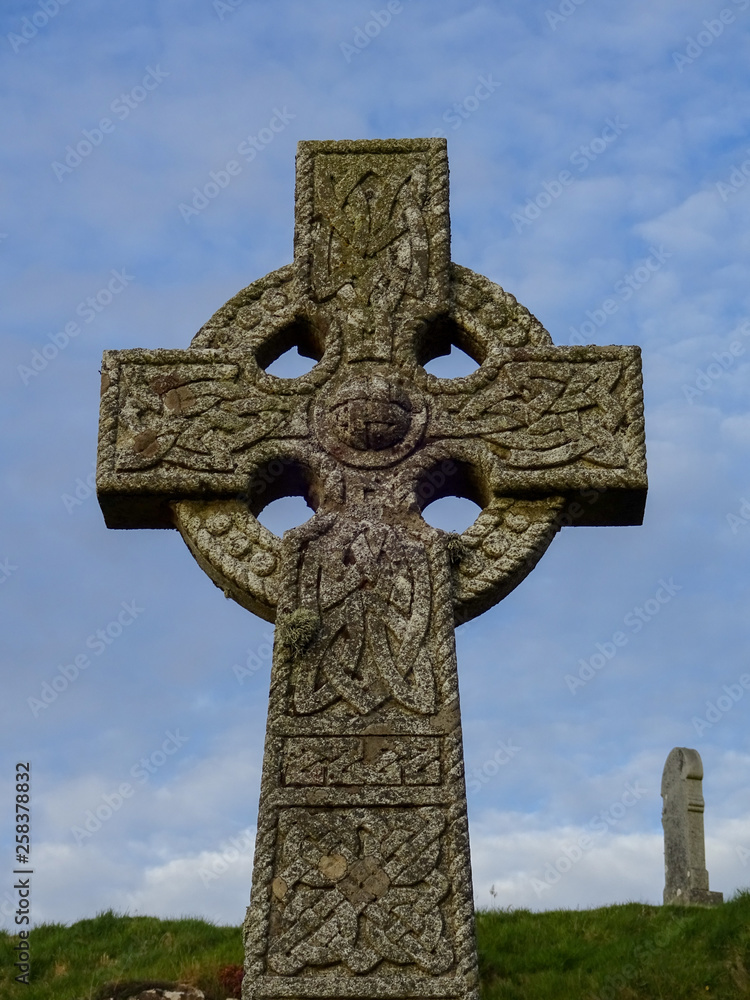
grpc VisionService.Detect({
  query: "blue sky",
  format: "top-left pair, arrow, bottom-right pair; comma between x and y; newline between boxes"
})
3,0 -> 750,927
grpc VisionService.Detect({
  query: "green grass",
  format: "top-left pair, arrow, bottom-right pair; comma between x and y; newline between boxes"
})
477,889 -> 750,999
2,891 -> 750,999
0,909 -> 243,1000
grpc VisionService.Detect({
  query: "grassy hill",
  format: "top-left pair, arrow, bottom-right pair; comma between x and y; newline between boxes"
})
2,891 -> 750,999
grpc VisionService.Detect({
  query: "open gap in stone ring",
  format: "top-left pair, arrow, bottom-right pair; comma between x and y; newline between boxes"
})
248,457 -> 319,535
415,315 -> 485,378
257,314 -> 326,377
417,458 -> 489,533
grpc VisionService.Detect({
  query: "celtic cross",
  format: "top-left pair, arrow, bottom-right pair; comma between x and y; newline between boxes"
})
97,138 -> 646,1000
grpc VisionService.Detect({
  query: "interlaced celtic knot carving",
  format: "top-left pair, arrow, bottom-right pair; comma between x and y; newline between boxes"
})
435,359 -> 630,469
268,807 -> 453,976
310,153 -> 432,311
282,736 -> 441,787
293,516 -> 435,716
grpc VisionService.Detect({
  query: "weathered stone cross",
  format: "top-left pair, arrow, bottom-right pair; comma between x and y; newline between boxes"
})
97,138 -> 646,1000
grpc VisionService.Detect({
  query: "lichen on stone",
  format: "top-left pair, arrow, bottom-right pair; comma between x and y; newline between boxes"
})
276,608 -> 320,658
445,532 -> 470,565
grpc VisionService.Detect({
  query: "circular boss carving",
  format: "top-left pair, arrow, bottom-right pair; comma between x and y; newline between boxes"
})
314,375 -> 427,468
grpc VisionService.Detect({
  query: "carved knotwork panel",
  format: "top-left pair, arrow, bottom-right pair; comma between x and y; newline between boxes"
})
310,154 -> 431,310
281,736 -> 441,787
292,517 -> 436,716
101,348 -> 642,499
295,140 -> 450,324
267,807 -> 453,977
109,355 -> 312,475
427,353 -> 643,474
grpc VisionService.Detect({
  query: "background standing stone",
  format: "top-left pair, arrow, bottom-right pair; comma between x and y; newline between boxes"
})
662,746 -> 723,906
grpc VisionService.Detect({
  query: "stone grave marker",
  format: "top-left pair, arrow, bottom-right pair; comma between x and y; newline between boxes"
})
662,746 -> 723,906
97,138 -> 647,1000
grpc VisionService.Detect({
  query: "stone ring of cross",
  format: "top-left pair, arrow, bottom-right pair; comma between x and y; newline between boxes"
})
98,139 -> 645,631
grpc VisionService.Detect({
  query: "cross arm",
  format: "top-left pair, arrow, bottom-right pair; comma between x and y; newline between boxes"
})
423,345 -> 647,526
97,348 -> 312,529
